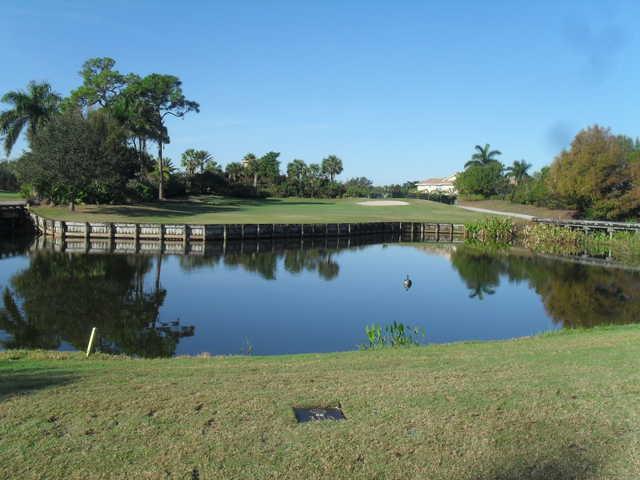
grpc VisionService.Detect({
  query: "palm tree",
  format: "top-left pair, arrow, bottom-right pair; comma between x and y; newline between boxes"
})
225,162 -> 244,184
321,155 -> 343,182
464,144 -> 502,169
505,159 -> 532,185
287,159 -> 307,196
287,159 -> 306,181
242,153 -> 258,188
0,81 -> 61,156
181,149 -> 213,176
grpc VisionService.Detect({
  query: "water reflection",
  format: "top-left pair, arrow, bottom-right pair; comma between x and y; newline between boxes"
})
1,237 -> 639,356
450,245 -> 640,327
0,251 -> 193,356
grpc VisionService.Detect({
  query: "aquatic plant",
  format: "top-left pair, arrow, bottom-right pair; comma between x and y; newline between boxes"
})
241,337 -> 254,355
465,217 -> 514,242
520,224 -> 584,255
521,224 -> 640,264
361,322 -> 424,349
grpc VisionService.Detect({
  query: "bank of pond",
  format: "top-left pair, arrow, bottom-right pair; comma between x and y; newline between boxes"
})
1,232 -> 639,358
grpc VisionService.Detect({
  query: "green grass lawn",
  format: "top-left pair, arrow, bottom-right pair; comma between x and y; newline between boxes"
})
0,191 -> 22,202
2,326 -> 640,479
458,199 -> 574,219
32,196 -> 485,224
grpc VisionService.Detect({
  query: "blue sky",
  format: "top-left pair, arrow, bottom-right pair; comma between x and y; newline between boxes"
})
1,0 -> 638,184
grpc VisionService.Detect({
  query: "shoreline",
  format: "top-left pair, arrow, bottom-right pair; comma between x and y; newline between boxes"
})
2,323 -> 629,361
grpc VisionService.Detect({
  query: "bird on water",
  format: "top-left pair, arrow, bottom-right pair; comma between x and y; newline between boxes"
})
403,275 -> 412,291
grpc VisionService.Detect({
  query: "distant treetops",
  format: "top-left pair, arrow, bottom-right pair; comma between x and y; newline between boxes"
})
455,144 -> 530,199
455,126 -> 640,220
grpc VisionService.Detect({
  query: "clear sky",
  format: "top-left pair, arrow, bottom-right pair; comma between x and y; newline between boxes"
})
1,0 -> 638,184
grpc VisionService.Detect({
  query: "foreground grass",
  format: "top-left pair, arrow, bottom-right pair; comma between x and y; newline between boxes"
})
458,199 -> 574,219
2,326 -> 640,479
32,196 -> 484,224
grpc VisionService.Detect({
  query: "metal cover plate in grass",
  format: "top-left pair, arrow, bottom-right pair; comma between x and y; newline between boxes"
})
293,406 -> 346,423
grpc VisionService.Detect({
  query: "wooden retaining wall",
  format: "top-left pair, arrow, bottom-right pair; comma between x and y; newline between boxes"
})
30,212 -> 466,242
32,232 -> 464,257
532,217 -> 640,235
0,202 -> 33,234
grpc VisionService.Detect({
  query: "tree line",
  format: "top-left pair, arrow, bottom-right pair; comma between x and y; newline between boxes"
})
455,126 -> 640,220
0,57 -> 396,207
0,57 -> 199,208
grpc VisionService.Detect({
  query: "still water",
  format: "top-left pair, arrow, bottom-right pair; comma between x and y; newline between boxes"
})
0,236 -> 638,357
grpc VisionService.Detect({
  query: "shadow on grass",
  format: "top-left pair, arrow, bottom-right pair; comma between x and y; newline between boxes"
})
0,368 -> 77,401
195,197 -> 333,207
484,451 -> 597,479
82,197 -> 336,219
472,440 -> 605,480
91,202 -> 241,218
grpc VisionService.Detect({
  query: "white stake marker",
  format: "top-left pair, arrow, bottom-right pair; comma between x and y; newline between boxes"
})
86,327 -> 97,357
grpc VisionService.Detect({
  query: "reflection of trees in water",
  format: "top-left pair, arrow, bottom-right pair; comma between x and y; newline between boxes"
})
177,247 -> 341,281
0,252 -> 193,357
450,245 -> 640,328
0,235 -> 34,260
450,249 -> 500,299
224,252 -> 279,280
0,288 -> 59,349
283,249 -> 339,281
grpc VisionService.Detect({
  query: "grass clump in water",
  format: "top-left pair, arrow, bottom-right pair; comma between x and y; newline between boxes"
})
361,322 -> 424,349
465,216 -> 514,242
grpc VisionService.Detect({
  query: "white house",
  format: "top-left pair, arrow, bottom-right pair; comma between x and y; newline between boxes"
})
416,174 -> 457,194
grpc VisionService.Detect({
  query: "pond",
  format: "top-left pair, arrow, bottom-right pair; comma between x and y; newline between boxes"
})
1,235 -> 638,357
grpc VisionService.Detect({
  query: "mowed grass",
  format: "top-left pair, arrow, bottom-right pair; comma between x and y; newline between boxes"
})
458,199 -> 574,219
2,326 -> 640,479
32,196 -> 485,224
0,191 -> 22,202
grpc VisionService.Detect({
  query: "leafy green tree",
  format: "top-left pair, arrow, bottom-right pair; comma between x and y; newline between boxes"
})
505,159 -> 532,185
122,74 -> 199,200
257,151 -> 281,187
510,167 -> 554,206
321,154 -> 343,182
0,81 -> 61,156
203,158 -> 222,175
344,177 -> 373,197
67,57 -> 132,109
16,110 -> 139,209
548,125 -> 640,219
454,162 -> 506,197
465,144 -> 502,168
67,57 -> 152,160
0,160 -> 18,191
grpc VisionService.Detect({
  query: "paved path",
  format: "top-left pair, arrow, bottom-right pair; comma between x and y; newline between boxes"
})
457,205 -> 534,220
0,200 -> 27,206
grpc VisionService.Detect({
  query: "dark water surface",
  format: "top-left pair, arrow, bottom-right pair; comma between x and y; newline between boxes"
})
1,236 -> 638,357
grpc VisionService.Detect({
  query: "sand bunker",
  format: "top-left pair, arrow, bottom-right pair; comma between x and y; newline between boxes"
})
356,200 -> 410,206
